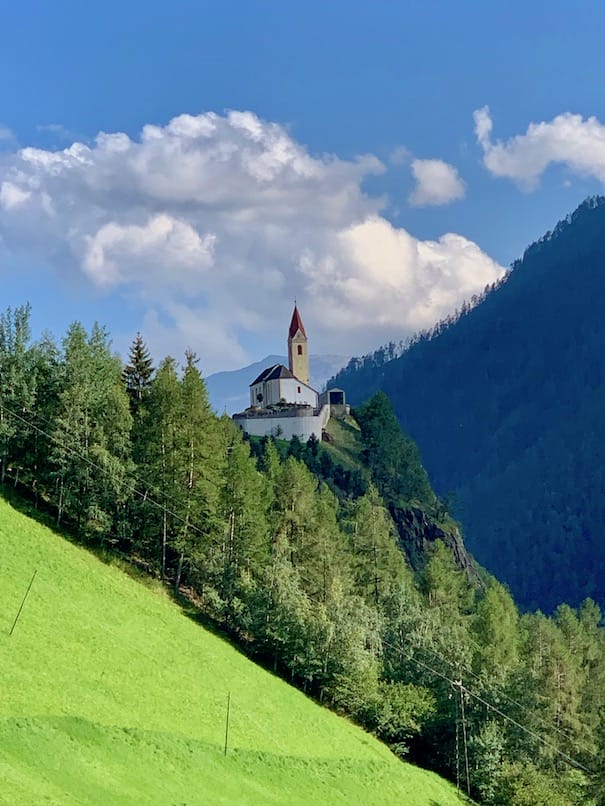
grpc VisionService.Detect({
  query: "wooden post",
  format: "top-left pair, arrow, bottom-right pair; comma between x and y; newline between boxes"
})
224,692 -> 231,757
9,570 -> 37,636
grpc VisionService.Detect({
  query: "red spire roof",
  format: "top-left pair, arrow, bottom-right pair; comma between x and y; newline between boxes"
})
288,304 -> 307,339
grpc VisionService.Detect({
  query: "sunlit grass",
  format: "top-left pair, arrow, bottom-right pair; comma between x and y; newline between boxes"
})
0,496 -> 466,804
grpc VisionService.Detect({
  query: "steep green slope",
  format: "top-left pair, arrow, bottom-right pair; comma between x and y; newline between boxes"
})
0,497 -> 466,805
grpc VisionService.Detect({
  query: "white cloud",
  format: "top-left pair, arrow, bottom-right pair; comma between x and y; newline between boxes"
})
408,159 -> 466,206
0,182 -> 31,210
475,105 -> 605,189
389,145 -> 411,166
83,215 -> 215,288
0,110 -> 504,371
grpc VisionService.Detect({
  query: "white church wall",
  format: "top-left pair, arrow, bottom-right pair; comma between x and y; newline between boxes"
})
264,379 -> 283,406
234,405 -> 330,442
278,378 -> 318,407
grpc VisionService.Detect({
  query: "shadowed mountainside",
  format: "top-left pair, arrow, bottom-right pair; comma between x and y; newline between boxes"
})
331,197 -> 605,611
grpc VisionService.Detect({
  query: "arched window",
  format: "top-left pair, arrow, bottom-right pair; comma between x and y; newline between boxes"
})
297,345 -> 303,355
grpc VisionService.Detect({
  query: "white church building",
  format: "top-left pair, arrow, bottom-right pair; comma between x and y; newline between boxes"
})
233,305 -> 347,442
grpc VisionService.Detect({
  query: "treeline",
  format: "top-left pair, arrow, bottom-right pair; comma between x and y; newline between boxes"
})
1,305 -> 605,804
332,275 -> 509,407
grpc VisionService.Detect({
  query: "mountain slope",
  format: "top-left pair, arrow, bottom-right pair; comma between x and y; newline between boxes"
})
0,496 -> 465,805
332,197 -> 605,611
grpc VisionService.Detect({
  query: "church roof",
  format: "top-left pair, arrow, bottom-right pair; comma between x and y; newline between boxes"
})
250,363 -> 295,386
288,305 -> 307,339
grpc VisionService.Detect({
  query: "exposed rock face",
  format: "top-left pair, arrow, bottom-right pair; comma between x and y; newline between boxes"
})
389,505 -> 481,585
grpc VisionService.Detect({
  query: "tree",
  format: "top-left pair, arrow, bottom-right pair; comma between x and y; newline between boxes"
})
123,332 -> 154,410
137,356 -> 182,577
137,353 -> 223,588
27,332 -> 61,505
174,351 -> 224,591
343,486 -> 408,605
217,420 -> 269,625
354,392 -> 434,507
472,580 -> 519,686
49,322 -> 132,541
0,304 -> 37,485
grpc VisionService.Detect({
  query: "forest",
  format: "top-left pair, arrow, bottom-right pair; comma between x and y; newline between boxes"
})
1,303 -> 605,805
332,196 -> 605,613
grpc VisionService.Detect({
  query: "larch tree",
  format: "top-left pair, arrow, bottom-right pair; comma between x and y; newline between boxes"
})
0,304 -> 37,485
49,322 -> 132,540
174,350 -> 223,592
138,356 -> 183,579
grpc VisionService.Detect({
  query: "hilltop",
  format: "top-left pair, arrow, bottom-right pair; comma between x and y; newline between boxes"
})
0,495 -> 466,805
205,353 -> 349,414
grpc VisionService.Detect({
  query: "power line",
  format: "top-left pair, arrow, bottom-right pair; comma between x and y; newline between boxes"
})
1,402 -> 598,775
277,572 -> 595,775
399,635 -> 594,753
4,400 -> 230,530
383,638 -> 593,774
1,403 -> 213,546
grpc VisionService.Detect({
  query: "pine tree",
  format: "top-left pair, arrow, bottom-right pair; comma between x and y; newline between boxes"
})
123,332 -> 154,410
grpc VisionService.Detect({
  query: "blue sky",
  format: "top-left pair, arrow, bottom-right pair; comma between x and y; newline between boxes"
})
2,0 -> 605,372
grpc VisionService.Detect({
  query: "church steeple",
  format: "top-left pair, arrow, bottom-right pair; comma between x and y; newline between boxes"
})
288,304 -> 309,385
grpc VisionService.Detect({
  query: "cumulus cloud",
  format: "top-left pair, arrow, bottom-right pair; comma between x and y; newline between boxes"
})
0,110 -> 504,371
408,159 -> 466,206
475,105 -> 605,189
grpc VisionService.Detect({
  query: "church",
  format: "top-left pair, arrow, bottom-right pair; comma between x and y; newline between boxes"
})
232,305 -> 347,442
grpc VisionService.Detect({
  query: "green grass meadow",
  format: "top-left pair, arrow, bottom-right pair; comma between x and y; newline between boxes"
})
322,416 -> 365,472
0,496 -> 467,805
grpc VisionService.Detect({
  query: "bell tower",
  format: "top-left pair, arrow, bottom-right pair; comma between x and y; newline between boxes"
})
288,304 -> 309,385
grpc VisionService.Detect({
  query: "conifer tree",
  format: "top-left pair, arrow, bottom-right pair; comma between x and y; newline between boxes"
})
355,391 -> 434,507
344,486 -> 407,605
174,350 -> 223,592
0,304 -> 37,485
138,356 -> 183,578
50,322 -> 132,539
217,420 -> 269,623
123,332 -> 154,409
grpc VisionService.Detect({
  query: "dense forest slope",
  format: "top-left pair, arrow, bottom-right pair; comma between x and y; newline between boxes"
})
332,196 -> 605,612
0,496 -> 466,806
2,305 -> 605,802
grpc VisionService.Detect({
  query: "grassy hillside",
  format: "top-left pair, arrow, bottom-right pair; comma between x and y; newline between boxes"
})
322,414 -> 366,472
0,496 -> 467,805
